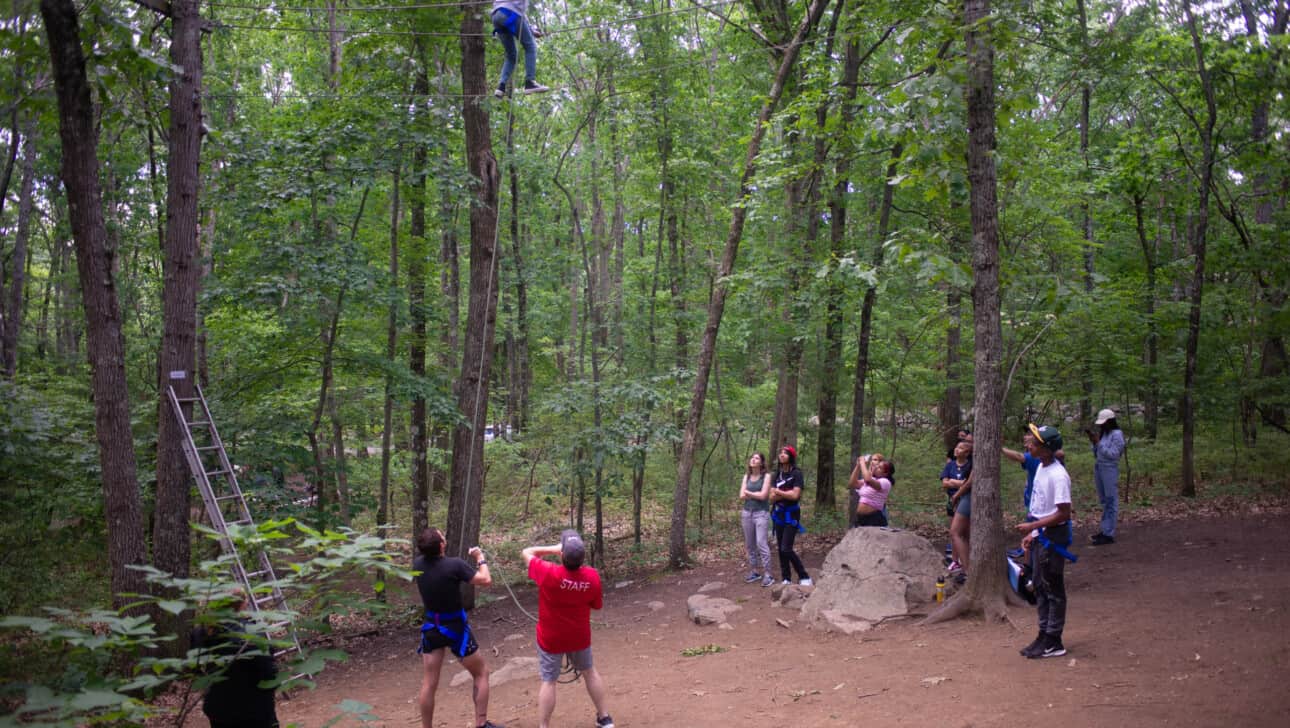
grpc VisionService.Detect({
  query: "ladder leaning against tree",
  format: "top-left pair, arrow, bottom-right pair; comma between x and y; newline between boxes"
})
166,372 -> 301,661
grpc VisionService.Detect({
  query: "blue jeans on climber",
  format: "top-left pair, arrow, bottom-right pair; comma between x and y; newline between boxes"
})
492,1 -> 537,91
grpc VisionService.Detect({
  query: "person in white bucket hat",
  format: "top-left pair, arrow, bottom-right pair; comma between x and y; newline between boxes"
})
1087,408 -> 1125,545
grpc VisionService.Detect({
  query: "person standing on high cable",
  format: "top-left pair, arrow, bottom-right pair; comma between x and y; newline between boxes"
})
491,0 -> 551,98
413,527 -> 502,728
1088,408 -> 1125,546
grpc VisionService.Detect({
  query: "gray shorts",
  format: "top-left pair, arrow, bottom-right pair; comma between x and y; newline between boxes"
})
537,644 -> 593,682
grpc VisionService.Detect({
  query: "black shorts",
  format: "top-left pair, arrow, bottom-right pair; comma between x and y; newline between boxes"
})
419,622 -> 478,658
855,510 -> 888,528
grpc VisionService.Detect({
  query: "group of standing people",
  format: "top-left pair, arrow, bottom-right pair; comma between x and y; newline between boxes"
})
412,527 -> 613,728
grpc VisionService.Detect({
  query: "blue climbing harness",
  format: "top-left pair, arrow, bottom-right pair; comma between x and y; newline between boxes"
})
491,8 -> 521,37
1037,523 -> 1078,563
772,502 -> 805,534
419,609 -> 472,657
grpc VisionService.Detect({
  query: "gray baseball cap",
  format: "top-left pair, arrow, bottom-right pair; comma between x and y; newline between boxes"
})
560,529 -> 586,569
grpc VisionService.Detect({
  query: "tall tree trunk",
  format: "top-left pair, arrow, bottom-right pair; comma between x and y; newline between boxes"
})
812,3 -> 848,510
153,1 -> 204,654
1240,0 -> 1289,435
379,160 -> 401,545
308,287 -> 345,521
408,58 -> 430,535
447,1 -> 502,607
939,220 -> 965,454
36,221 -> 58,360
434,52 -> 462,495
669,0 -> 829,568
329,391 -> 351,526
3,120 -> 37,378
1076,0 -> 1095,426
852,143 -> 902,461
1177,1 -> 1219,498
41,0 -> 148,607
1133,193 -> 1159,440
929,0 -> 1009,622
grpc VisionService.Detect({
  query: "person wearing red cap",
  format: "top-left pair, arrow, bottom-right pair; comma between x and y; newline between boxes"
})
768,445 -> 811,586
522,531 -> 614,728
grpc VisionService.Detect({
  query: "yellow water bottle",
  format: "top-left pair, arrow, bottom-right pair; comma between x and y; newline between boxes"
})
935,576 -> 946,603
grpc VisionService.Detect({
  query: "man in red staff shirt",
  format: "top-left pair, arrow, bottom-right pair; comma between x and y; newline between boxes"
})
522,530 -> 614,728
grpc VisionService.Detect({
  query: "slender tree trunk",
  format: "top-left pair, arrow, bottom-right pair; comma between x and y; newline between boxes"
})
379,161 -> 401,545
928,0 -> 1009,622
940,217 -> 966,455
3,120 -> 37,378
329,391 -> 351,526
1240,0 -> 1289,434
433,52 -> 461,496
852,143 -> 902,461
0,110 -> 18,223
1134,193 -> 1159,440
36,222 -> 58,360
308,287 -> 345,521
813,5 -> 849,510
669,0 -> 829,568
447,1 -> 502,607
41,0 -> 148,607
408,59 -> 430,535
1077,0 -> 1095,426
1177,1 -> 1219,498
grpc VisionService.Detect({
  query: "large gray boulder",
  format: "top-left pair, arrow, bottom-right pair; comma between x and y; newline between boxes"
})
799,528 -> 943,634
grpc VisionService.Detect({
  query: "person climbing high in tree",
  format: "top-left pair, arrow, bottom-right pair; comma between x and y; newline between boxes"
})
492,0 -> 551,98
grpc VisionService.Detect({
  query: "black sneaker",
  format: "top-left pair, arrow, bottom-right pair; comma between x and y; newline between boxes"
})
1090,532 -> 1115,546
1039,636 -> 1066,658
494,84 -> 506,99
1019,632 -> 1046,658
478,722 -> 504,728
596,714 -> 615,728
522,80 -> 551,94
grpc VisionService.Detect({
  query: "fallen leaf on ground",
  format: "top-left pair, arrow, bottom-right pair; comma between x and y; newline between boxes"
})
921,676 -> 950,686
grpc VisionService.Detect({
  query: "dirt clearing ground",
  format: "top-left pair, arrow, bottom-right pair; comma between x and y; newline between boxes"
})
273,514 -> 1290,727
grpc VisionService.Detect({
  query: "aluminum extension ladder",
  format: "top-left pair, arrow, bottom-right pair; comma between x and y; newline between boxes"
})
166,375 -> 301,661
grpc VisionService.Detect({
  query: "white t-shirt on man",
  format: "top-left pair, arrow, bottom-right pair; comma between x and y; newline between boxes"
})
1028,459 -> 1072,526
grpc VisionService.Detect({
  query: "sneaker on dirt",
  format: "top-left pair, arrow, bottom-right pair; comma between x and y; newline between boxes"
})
596,714 -> 615,728
744,572 -> 761,583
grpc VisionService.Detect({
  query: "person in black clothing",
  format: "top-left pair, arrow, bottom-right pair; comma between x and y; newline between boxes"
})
768,445 -> 811,586
414,527 -> 502,728
190,592 -> 279,728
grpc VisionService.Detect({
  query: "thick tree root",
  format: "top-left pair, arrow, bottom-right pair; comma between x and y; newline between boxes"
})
923,592 -> 972,624
922,591 -> 1013,625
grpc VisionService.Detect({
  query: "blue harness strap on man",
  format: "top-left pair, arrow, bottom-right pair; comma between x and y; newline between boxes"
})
419,609 -> 471,657
1037,524 -> 1078,563
491,7 -> 521,37
772,502 -> 805,534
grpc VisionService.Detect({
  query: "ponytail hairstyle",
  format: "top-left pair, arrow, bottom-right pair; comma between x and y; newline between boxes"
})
416,527 -> 446,558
